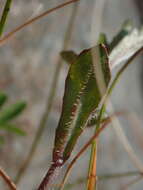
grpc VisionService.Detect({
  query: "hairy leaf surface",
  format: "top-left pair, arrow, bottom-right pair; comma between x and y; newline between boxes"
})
53,45 -> 111,161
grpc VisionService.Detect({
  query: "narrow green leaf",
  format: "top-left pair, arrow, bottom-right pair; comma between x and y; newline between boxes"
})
0,123 -> 26,136
0,136 -> 5,145
63,45 -> 111,160
0,101 -> 26,123
98,33 -> 108,46
0,92 -> 7,108
53,48 -> 94,160
53,45 -> 111,161
109,20 -> 132,52
61,50 -> 78,64
0,0 -> 13,36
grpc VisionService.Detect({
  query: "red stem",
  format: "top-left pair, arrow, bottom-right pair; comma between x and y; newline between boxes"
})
37,158 -> 64,190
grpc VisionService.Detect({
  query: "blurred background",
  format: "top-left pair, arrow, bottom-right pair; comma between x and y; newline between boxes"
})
0,0 -> 143,189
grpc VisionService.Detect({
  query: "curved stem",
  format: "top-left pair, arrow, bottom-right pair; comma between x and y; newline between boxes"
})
0,167 -> 16,190
0,0 -> 79,46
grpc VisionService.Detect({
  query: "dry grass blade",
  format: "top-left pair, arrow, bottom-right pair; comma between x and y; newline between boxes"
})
0,0 -> 79,46
87,142 -> 97,190
0,167 -> 16,190
88,1 -> 106,189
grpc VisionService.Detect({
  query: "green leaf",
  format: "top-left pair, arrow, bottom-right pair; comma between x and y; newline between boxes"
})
0,123 -> 26,136
0,92 -> 7,108
0,101 -> 26,123
110,26 -> 143,69
0,136 -> 5,145
53,45 -> 111,161
61,50 -> 78,64
109,20 -> 132,52
98,33 -> 108,46
0,0 -> 13,36
63,45 -> 111,160
53,48 -> 94,160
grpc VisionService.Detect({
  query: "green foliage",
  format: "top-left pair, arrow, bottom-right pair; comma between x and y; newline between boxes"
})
0,92 -> 26,144
0,123 -> 26,136
0,0 -> 13,36
0,136 -> 5,145
0,92 -> 7,108
0,101 -> 26,123
109,20 -> 132,52
61,51 -> 78,64
53,44 -> 111,161
53,20 -> 139,163
98,33 -> 108,46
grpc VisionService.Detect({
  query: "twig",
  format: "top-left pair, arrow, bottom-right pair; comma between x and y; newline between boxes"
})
87,0 -> 106,189
0,0 -> 80,46
0,167 -> 16,190
0,0 -> 13,36
39,45 -> 143,190
14,2 -> 79,185
59,112 -> 124,190
87,106 -> 105,190
64,171 -> 143,189
87,141 -> 97,190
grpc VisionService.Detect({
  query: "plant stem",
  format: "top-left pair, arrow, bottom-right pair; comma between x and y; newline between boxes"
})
14,2 -> 79,185
87,141 -> 97,190
0,0 -> 80,46
98,171 -> 143,180
86,45 -> 143,190
0,167 -> 16,190
37,163 -> 62,190
87,45 -> 143,190
64,171 -> 143,189
0,0 -> 13,36
59,113 -> 122,190
59,45 -> 143,189
87,105 -> 105,190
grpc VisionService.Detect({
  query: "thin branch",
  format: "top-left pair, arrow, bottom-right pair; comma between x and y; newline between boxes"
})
87,141 -> 97,190
0,167 -> 16,190
59,112 -> 124,190
63,171 -> 143,189
14,2 -> 79,185
0,0 -> 13,36
86,45 -> 143,190
99,171 -> 143,180
88,1 -> 107,188
87,105 -> 106,190
0,0 -> 80,46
